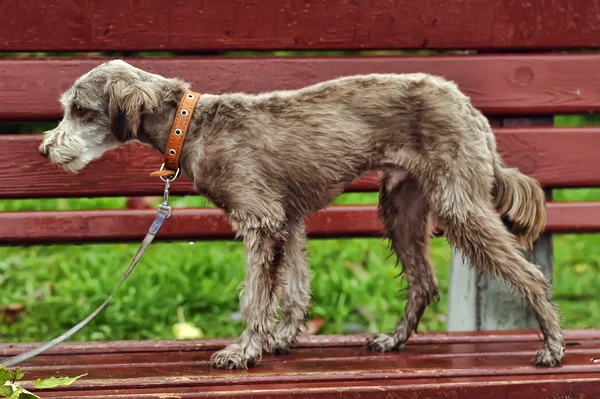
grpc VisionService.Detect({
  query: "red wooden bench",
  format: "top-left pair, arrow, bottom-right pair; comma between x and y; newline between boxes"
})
2,0 -> 600,397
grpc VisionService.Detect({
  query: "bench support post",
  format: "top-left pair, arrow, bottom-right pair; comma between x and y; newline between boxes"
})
447,116 -> 554,332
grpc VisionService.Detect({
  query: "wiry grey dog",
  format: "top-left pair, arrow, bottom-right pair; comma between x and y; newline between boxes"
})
39,59 -> 565,370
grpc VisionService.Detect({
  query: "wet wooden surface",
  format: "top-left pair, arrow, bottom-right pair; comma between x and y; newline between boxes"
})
2,54 -> 600,120
1,329 -> 599,398
1,0 -> 599,52
1,127 -> 600,200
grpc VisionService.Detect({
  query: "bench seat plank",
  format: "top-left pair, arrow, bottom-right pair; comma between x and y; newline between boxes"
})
2,54 -> 600,120
0,202 -> 598,245
2,330 -> 599,398
1,0 -> 598,52
26,375 -> 600,399
2,127 -> 599,200
3,329 -> 597,355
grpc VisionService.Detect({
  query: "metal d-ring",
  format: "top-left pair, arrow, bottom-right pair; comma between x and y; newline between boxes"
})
156,163 -> 181,182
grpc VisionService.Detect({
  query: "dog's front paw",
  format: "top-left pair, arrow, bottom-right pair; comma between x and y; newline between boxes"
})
533,344 -> 564,367
210,344 -> 257,370
365,334 -> 400,352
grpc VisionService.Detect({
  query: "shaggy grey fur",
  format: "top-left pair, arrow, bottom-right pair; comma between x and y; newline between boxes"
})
39,59 -> 565,369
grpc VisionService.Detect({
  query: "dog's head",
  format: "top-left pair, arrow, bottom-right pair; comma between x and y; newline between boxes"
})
38,59 -> 161,174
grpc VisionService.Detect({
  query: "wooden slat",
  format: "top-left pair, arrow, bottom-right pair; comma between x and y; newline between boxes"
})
31,374 -> 600,399
1,0 -> 598,52
0,202 -> 598,245
28,376 -> 600,399
17,341 -> 600,373
0,206 -> 378,245
11,351 -> 600,385
2,329 -> 597,357
1,330 -> 599,398
2,54 -> 600,121
2,127 -> 599,200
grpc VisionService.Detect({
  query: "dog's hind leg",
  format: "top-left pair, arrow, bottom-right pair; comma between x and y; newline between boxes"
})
366,171 -> 439,352
426,165 -> 564,367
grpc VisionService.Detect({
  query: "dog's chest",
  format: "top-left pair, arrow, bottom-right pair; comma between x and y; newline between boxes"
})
194,181 -> 230,211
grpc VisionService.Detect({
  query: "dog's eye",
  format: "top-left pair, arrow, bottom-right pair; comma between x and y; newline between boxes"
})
73,105 -> 86,116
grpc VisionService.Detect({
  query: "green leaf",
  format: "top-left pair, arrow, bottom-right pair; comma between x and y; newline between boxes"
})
7,384 -> 23,399
34,374 -> 87,389
0,368 -> 10,386
12,369 -> 23,382
0,384 -> 12,397
0,383 -> 40,399
15,388 -> 40,399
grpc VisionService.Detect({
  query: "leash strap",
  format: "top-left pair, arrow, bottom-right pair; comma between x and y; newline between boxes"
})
0,180 -> 174,367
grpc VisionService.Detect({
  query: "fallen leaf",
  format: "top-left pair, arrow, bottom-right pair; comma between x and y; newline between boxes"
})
1,382 -> 41,399
573,263 -> 592,275
172,307 -> 203,340
34,374 -> 87,389
302,317 -> 325,335
0,305 -> 26,324
0,384 -> 11,397
172,322 -> 204,340
7,384 -> 22,399
13,369 -> 23,382
0,368 -> 10,386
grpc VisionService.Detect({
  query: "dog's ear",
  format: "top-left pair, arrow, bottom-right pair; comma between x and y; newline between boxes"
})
105,78 -> 159,142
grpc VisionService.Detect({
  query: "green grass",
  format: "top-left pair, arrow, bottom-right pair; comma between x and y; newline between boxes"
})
2,114 -> 600,346
2,189 -> 600,344
3,186 -> 600,344
0,192 -> 455,342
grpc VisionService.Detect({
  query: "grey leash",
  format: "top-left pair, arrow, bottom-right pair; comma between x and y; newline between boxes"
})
0,179 -> 175,367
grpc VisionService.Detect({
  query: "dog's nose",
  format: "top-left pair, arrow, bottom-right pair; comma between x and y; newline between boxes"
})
39,143 -> 49,158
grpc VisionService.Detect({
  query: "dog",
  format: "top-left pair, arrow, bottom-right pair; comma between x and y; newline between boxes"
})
39,59 -> 565,370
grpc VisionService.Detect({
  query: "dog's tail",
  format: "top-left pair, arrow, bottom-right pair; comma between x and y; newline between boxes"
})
487,132 -> 547,250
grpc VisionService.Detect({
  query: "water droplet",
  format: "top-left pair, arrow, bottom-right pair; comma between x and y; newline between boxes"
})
592,358 -> 600,363
188,241 -> 195,245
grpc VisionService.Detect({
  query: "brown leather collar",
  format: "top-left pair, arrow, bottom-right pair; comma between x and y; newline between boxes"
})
150,90 -> 201,179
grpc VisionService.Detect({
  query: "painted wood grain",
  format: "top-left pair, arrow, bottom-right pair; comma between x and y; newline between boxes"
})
1,0 -> 599,52
2,55 -> 600,120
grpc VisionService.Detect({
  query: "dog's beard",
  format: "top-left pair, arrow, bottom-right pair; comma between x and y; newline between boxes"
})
50,138 -> 119,175
56,146 -> 112,174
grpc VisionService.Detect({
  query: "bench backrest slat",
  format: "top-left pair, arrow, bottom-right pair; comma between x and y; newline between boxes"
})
2,55 -> 600,121
1,202 -> 598,245
1,0 -> 598,52
1,127 -> 598,199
